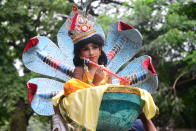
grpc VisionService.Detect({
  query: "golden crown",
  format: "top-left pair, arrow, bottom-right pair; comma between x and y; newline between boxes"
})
67,6 -> 97,43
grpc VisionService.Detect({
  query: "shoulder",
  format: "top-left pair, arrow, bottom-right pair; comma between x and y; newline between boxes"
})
73,66 -> 84,80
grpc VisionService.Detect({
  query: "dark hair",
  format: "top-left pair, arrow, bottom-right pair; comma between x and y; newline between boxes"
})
73,34 -> 107,66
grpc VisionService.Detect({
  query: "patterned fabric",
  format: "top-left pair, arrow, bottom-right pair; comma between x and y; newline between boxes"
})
59,97 -> 91,131
53,83 -> 108,131
52,83 -> 158,131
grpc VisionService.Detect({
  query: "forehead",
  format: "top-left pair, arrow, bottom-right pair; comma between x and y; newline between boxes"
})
82,43 -> 98,48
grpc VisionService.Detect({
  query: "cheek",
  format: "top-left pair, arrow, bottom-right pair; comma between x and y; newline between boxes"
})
80,51 -> 88,57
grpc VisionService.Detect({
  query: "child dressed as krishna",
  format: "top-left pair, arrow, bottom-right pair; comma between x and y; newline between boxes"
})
22,3 -> 159,131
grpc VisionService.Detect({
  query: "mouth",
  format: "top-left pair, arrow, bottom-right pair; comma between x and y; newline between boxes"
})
89,56 -> 96,60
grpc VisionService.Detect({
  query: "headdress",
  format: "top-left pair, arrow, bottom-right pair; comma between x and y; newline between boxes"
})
66,6 -> 105,44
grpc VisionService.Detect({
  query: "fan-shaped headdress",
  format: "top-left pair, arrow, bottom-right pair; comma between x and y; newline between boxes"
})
66,6 -> 105,44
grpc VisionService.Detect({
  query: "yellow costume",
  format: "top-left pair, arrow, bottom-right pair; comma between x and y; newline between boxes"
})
52,69 -> 158,131
83,68 -> 109,86
64,68 -> 109,96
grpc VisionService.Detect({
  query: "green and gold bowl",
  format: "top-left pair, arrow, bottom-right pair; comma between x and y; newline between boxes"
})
97,86 -> 144,131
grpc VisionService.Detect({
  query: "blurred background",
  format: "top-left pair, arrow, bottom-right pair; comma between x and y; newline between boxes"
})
0,0 -> 195,130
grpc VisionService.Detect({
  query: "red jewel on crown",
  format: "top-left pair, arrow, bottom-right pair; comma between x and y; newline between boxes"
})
81,25 -> 89,32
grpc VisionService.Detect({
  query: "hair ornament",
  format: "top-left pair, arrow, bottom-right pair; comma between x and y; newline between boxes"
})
67,5 -> 97,43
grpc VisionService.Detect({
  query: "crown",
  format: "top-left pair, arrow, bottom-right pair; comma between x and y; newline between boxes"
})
67,6 -> 97,43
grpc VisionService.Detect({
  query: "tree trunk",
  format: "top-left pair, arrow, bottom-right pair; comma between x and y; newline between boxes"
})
10,98 -> 27,131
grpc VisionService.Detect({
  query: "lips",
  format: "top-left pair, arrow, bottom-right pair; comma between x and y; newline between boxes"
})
89,56 -> 95,61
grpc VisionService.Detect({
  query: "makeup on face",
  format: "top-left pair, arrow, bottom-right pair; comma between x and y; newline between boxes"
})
80,43 -> 101,63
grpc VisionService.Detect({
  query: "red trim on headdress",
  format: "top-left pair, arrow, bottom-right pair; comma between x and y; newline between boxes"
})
23,37 -> 39,52
72,6 -> 78,12
27,82 -> 38,104
142,58 -> 157,75
70,13 -> 78,30
118,21 -> 134,31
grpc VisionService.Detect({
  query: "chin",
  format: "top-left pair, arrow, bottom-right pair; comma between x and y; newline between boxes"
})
92,60 -> 98,63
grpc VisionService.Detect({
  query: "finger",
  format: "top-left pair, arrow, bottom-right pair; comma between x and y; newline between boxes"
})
97,68 -> 103,73
99,65 -> 104,71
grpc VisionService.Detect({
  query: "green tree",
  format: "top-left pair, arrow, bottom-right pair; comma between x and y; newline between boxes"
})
0,0 -> 73,130
121,0 -> 196,129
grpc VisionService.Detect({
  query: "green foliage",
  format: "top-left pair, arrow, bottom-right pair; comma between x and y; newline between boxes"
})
121,0 -> 196,129
154,84 -> 185,128
184,50 -> 196,69
27,115 -> 51,131
97,14 -> 116,37
132,0 -> 154,24
0,0 -> 73,129
180,86 -> 196,127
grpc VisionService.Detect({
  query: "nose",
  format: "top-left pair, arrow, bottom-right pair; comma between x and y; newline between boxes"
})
89,48 -> 94,56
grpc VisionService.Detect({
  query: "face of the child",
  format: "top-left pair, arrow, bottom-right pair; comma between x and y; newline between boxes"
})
80,43 -> 101,63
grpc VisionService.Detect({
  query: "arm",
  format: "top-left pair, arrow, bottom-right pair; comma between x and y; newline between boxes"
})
73,66 -> 84,81
140,113 -> 157,131
93,67 -> 105,86
106,72 -> 112,84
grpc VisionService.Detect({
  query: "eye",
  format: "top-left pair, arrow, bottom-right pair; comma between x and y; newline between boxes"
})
81,47 -> 89,51
92,45 -> 99,49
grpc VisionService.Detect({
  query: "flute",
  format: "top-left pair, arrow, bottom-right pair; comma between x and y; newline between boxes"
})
83,58 -> 130,83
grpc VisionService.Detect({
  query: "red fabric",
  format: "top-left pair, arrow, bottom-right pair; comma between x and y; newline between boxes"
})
70,13 -> 78,30
142,58 -> 157,75
118,21 -> 134,31
23,37 -> 39,52
27,82 -> 38,104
